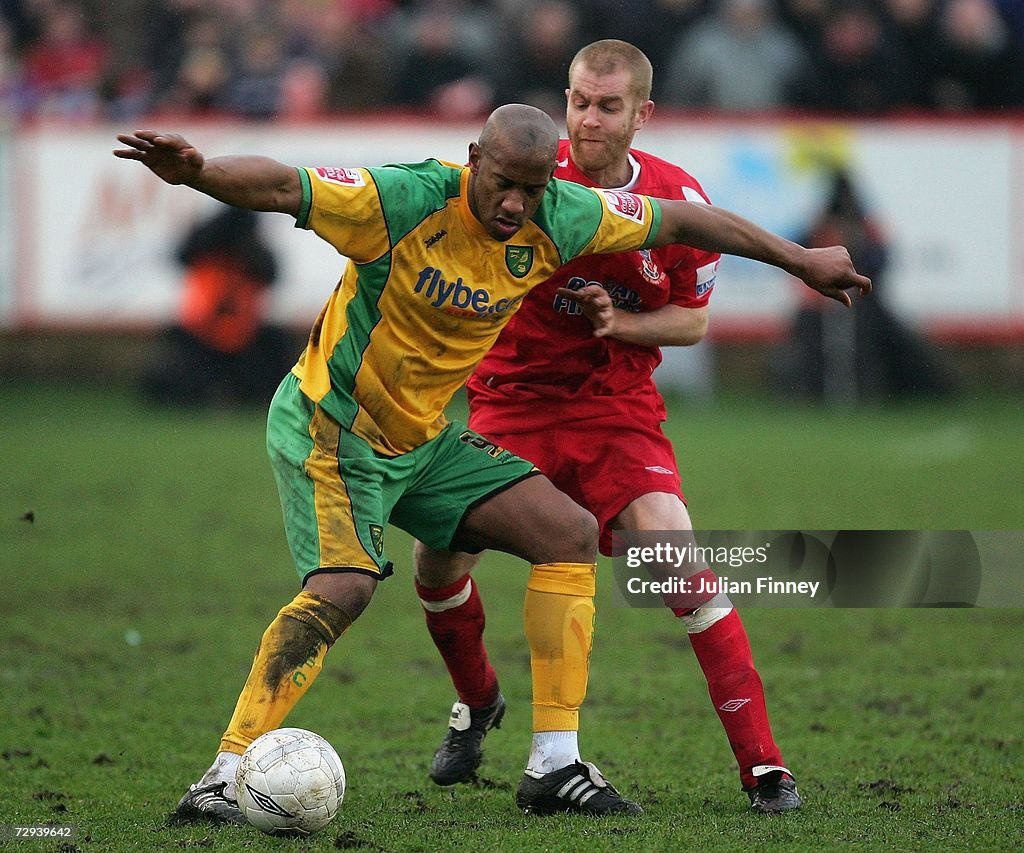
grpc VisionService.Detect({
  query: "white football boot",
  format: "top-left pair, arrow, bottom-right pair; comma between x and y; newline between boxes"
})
173,752 -> 245,824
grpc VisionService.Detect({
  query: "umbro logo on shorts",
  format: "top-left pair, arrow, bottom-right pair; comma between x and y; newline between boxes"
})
645,465 -> 675,475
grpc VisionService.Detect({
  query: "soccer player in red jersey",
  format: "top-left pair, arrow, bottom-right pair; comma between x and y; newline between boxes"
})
117,86 -> 866,823
416,40 -> 803,814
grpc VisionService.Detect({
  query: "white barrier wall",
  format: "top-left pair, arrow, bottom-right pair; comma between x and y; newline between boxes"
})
3,118 -> 1022,340
0,126 -> 14,327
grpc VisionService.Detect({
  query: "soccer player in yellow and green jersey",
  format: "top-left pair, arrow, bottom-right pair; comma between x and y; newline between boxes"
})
290,151 -> 660,457
114,104 -> 869,821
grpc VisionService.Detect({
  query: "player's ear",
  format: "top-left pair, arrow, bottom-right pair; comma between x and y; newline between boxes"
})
635,99 -> 654,131
467,142 -> 482,173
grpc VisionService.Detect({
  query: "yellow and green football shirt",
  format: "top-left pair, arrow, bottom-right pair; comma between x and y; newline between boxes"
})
291,159 -> 661,456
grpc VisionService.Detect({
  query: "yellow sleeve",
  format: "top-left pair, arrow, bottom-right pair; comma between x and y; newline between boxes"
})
578,188 -> 661,256
295,166 -> 391,263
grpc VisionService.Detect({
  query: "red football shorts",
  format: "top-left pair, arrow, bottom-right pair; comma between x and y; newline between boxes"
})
472,414 -> 686,557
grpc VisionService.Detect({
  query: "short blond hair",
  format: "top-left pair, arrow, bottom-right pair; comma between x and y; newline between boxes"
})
568,39 -> 653,103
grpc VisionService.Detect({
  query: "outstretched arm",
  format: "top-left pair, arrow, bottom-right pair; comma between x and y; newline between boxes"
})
652,199 -> 872,307
113,131 -> 302,216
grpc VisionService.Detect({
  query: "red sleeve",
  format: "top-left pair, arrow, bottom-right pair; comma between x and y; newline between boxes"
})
634,151 -> 720,310
663,245 -> 719,309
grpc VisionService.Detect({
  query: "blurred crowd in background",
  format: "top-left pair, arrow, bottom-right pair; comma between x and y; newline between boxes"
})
1,0 -> 1023,124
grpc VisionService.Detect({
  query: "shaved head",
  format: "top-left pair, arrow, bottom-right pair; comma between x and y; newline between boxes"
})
478,104 -> 559,166
467,104 -> 559,241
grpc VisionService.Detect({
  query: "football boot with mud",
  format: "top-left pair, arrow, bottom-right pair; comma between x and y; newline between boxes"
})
515,760 -> 643,816
429,693 -> 506,785
173,753 -> 246,825
745,768 -> 803,814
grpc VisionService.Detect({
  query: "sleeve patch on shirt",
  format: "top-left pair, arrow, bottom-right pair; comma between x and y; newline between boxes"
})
601,190 -> 646,224
696,260 -> 718,297
683,186 -> 708,204
314,166 -> 365,187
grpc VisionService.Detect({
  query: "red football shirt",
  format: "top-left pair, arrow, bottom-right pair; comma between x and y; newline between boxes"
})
467,140 -> 719,433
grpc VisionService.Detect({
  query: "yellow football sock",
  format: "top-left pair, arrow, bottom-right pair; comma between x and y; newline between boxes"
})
524,562 -> 596,732
219,590 -> 352,754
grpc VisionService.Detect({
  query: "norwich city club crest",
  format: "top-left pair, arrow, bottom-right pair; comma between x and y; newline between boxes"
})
368,524 -> 384,556
505,245 -> 534,278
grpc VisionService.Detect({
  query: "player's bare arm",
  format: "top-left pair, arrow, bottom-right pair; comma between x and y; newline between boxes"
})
555,284 -> 708,345
113,131 -> 302,216
652,199 -> 872,307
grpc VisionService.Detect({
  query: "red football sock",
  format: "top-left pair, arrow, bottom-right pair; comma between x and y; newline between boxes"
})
416,575 -> 499,709
685,609 -> 785,788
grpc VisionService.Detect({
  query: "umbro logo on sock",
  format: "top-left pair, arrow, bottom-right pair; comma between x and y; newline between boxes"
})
719,698 -> 751,712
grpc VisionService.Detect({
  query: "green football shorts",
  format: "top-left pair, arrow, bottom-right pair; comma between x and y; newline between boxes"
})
266,373 -> 538,583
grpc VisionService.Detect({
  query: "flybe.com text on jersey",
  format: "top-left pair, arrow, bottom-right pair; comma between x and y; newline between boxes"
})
414,266 -> 525,316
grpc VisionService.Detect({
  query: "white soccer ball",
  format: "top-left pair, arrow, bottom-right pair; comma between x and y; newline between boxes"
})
235,727 -> 345,837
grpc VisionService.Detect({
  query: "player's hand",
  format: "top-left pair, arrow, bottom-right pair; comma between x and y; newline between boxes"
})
555,284 -> 618,338
793,245 -> 873,307
113,131 -> 204,185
